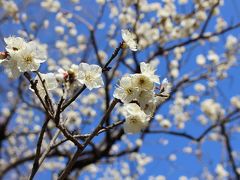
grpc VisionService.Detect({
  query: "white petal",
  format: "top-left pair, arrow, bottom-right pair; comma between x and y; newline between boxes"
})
79,63 -> 90,72
41,73 -> 58,90
90,64 -> 102,77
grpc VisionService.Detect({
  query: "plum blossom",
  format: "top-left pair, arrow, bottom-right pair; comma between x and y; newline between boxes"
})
201,99 -> 224,121
154,79 -> 172,105
41,0 -> 61,12
141,100 -> 157,116
225,35 -> 238,49
113,75 -> 138,103
132,74 -> 154,91
122,103 -> 149,134
0,37 -> 26,78
113,62 -> 170,117
0,59 -> 21,79
4,36 -> 27,54
159,78 -> 171,96
30,73 -> 58,98
17,41 -> 47,72
159,119 -> 172,129
231,96 -> 240,109
0,37 -> 47,77
133,62 -> 160,90
215,164 -> 229,178
78,63 -> 104,90
140,62 -> 160,84
2,1 -> 18,18
56,64 -> 82,92
136,90 -> 154,108
121,29 -> 138,51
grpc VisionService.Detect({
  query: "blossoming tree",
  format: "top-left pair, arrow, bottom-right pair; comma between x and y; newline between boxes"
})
0,0 -> 240,179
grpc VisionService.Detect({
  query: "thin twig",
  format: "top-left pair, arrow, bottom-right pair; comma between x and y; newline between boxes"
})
28,117 -> 50,180
58,98 -> 119,180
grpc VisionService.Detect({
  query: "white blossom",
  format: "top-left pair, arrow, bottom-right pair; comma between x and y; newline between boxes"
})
178,0 -> 188,5
169,154 -> 177,161
16,41 -> 47,72
140,62 -> 160,84
215,164 -> 229,178
2,0 -> 18,17
207,50 -> 219,64
160,78 -> 171,96
113,75 -> 138,103
137,90 -> 154,108
225,35 -> 238,49
170,68 -> 179,78
1,37 -> 47,77
96,0 -> 105,5
113,61 -> 167,117
121,29 -> 138,51
132,74 -> 154,91
4,36 -> 27,54
55,26 -> 65,35
122,103 -> 149,134
196,54 -> 206,65
0,58 -> 21,79
30,73 -> 58,98
78,63 -> 104,90
231,96 -> 240,109
215,17 -> 227,32
194,83 -> 206,92
198,115 -> 208,125
160,119 -> 172,129
41,0 -> 61,12
201,99 -> 224,121
56,64 -> 82,92
183,146 -> 192,154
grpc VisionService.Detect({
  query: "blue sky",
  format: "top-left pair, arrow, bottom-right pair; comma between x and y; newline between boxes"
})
1,0 -> 240,179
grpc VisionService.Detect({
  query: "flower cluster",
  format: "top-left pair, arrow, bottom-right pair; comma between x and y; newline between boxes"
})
0,37 -> 47,79
34,62 -> 104,96
0,36 -> 104,95
0,34 -> 170,136
201,99 -> 225,121
114,62 -> 171,134
56,63 -> 103,92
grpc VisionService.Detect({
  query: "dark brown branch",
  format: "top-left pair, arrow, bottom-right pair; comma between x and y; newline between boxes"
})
58,98 -> 119,180
56,124 -> 83,149
147,110 -> 240,143
103,42 -> 123,71
147,22 -> 240,62
29,117 -> 51,180
23,72 -> 53,118
165,22 -> 240,52
145,129 -> 196,141
0,151 -> 68,178
35,71 -> 54,114
220,124 -> 240,179
50,120 -> 125,151
199,0 -> 220,36
61,85 -> 86,112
